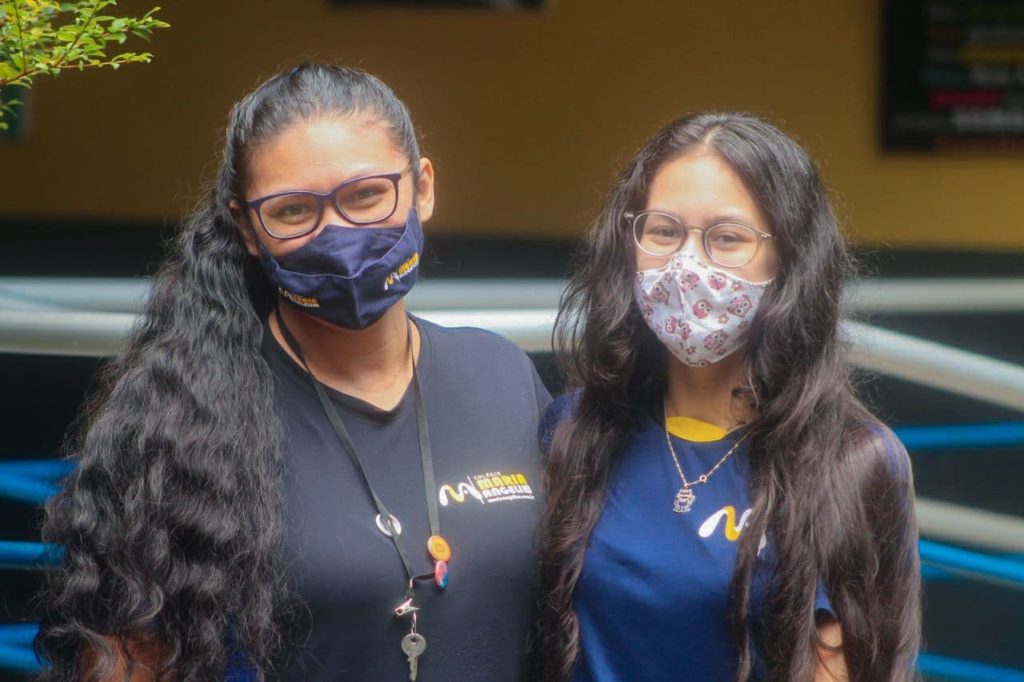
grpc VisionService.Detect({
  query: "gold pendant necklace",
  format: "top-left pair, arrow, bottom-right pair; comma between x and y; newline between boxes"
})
663,405 -> 749,513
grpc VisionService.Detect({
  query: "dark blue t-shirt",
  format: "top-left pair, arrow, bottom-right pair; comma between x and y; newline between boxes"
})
262,316 -> 551,681
541,397 -> 838,682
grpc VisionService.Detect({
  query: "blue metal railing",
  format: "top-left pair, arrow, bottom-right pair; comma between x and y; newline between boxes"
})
918,653 -> 1024,682
0,625 -> 38,673
1,421 -> 1020,505
0,542 -> 62,571
4,624 -> 1024,678
896,422 -> 1024,450
0,460 -> 73,506
0,316 -> 1021,679
918,540 -> 1024,587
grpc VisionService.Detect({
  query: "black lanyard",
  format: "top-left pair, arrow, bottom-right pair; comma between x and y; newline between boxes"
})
275,310 -> 440,595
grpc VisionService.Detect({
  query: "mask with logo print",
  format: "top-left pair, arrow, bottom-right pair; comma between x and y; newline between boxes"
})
258,208 -> 424,330
633,251 -> 771,367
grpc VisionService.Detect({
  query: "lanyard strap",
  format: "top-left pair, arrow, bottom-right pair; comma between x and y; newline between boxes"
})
275,310 -> 439,588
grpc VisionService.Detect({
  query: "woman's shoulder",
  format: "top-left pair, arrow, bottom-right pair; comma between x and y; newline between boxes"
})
844,416 -> 914,492
416,316 -> 530,361
862,420 -> 912,480
543,392 -> 580,423
415,316 -> 552,413
539,392 -> 581,453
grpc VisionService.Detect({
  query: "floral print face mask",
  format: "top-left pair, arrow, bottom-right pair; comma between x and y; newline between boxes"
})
633,252 -> 772,367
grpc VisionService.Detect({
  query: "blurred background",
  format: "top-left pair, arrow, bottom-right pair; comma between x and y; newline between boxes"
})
1,0 -> 1023,680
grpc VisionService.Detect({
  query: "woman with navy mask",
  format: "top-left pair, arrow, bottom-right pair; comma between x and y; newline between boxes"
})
537,114 -> 920,681
37,64 -> 550,681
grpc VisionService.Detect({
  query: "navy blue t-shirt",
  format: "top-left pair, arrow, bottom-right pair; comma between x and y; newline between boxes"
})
263,316 -> 551,681
541,397 -> 845,682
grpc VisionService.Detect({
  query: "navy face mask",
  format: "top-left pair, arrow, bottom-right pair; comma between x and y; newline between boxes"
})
258,208 -> 424,330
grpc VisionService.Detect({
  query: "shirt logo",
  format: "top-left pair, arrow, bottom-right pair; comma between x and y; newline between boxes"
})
698,504 -> 767,553
438,481 -> 484,506
698,505 -> 751,542
438,471 -> 535,506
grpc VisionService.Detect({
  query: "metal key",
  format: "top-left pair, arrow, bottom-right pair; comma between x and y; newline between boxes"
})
401,631 -> 427,681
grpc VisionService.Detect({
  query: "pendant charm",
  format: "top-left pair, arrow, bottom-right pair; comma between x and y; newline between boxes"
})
427,534 -> 452,562
434,560 -> 449,590
673,486 -> 696,513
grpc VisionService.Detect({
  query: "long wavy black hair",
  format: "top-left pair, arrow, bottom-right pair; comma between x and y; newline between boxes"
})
36,63 -> 423,681
537,113 -> 921,681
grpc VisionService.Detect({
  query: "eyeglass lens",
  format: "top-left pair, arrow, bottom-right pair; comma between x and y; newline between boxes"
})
259,176 -> 399,237
632,212 -> 761,268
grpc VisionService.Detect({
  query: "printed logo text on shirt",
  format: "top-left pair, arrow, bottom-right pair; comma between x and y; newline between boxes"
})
438,471 -> 535,506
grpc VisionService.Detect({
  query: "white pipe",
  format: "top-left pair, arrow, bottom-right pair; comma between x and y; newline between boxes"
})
0,309 -> 559,357
416,309 -> 557,353
4,311 -> 1024,415
845,321 -> 1024,413
407,280 -> 564,310
0,278 -> 565,313
0,278 -> 151,313
5,277 -> 1024,314
916,498 -> 1024,554
847,278 -> 1024,313
0,311 -> 136,357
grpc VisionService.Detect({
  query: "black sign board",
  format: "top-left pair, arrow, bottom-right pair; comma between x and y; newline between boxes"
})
883,0 -> 1024,151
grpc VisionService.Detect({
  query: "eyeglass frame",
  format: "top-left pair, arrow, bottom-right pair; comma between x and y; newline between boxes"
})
624,209 -> 775,269
242,166 -> 412,240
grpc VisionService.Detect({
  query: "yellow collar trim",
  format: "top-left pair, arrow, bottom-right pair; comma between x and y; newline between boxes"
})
665,416 -> 729,442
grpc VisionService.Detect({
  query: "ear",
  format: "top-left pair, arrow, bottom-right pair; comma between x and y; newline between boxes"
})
414,158 -> 435,223
229,200 -> 261,258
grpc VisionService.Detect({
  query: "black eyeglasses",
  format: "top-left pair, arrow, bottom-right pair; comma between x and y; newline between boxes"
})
244,167 -> 411,239
625,210 -> 774,269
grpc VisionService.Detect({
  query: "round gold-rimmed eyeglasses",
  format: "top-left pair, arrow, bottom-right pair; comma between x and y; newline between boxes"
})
625,210 -> 774,269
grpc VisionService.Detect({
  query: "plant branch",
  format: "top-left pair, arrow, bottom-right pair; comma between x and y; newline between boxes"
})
0,1 -> 168,128
36,56 -> 149,76
11,0 -> 28,74
52,0 -> 102,71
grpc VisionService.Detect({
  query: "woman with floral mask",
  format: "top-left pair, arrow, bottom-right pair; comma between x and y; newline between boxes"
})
37,64 -> 550,681
537,114 -> 920,681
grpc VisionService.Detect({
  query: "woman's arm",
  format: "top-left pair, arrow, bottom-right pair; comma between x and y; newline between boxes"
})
814,614 -> 848,681
811,425 -> 920,682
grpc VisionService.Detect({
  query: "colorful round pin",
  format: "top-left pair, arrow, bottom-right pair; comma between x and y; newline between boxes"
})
434,560 -> 449,590
427,534 -> 451,563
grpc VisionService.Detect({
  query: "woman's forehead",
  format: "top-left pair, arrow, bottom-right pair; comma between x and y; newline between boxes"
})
646,152 -> 766,228
246,116 -> 405,195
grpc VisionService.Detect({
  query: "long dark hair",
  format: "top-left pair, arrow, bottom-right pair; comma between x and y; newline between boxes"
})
537,113 -> 921,681
36,63 -> 423,681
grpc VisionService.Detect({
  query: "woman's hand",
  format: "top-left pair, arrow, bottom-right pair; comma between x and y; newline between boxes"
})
814,616 -> 848,681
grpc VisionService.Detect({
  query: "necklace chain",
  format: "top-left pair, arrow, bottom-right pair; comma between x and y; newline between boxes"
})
663,405 -> 748,490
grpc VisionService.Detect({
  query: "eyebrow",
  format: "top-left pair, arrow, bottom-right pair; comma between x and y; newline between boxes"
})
648,208 -> 759,226
704,213 -> 757,225
251,167 -> 403,200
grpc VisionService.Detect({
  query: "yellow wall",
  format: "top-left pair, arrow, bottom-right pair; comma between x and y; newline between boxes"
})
3,0 -> 1024,250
